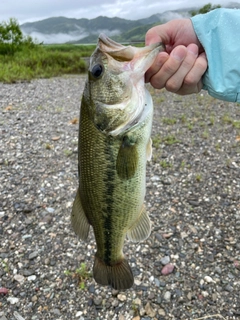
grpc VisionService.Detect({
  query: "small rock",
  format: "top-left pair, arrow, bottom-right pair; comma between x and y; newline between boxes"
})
212,293 -> 217,301
22,269 -> 34,276
132,317 -> 140,320
0,287 -> 8,295
224,284 -> 233,292
7,297 -> 19,304
13,311 -> 25,320
134,279 -> 141,286
75,311 -> 83,317
188,200 -> 200,207
159,281 -> 166,287
93,297 -> 102,306
149,275 -> 154,282
163,291 -> 171,302
14,274 -> 25,283
201,291 -> 209,297
145,302 -> 156,317
162,177 -> 172,185
27,275 -> 37,281
160,256 -> 170,265
52,136 -> 60,141
133,298 -> 141,305
158,308 -> 166,316
112,299 -> 119,307
233,260 -> 240,269
151,175 -> 160,181
28,251 -> 38,260
215,266 -> 222,274
112,289 -> 119,296
139,307 -> 146,316
88,298 -> 93,306
204,275 -> 215,283
161,263 -> 174,275
88,284 -> 95,293
117,293 -> 127,302
187,292 -> 192,300
31,295 -> 38,302
52,309 -> 61,316
154,278 -> 160,287
46,207 -> 55,213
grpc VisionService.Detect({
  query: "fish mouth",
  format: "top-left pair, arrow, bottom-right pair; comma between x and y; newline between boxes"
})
98,33 -> 164,65
98,33 -> 125,51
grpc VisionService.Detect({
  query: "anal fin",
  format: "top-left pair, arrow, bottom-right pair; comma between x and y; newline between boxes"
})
93,255 -> 134,290
71,188 -> 90,241
127,204 -> 151,242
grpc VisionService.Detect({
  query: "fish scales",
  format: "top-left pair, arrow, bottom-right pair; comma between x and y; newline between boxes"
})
71,34 -> 164,290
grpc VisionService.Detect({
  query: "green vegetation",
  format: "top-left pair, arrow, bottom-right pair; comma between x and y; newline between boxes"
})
191,3 -> 221,16
163,134 -> 180,145
0,259 -> 10,273
162,117 -> 177,125
64,263 -> 92,289
160,160 -> 172,168
0,18 -> 89,83
221,113 -> 240,129
0,18 -> 35,55
64,149 -> 73,157
195,173 -> 202,182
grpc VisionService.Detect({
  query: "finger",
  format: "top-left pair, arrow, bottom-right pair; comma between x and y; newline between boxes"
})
145,26 -> 166,45
176,52 -> 208,95
145,51 -> 169,83
149,45 -> 188,89
182,52 -> 208,87
165,44 -> 198,93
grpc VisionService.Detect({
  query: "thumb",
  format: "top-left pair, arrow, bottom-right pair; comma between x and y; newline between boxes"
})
145,28 -> 162,46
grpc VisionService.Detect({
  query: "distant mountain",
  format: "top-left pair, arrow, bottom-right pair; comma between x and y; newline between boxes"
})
20,10 -> 191,44
20,3 -> 240,44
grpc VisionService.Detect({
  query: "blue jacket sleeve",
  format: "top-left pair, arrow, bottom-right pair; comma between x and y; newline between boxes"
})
191,8 -> 240,102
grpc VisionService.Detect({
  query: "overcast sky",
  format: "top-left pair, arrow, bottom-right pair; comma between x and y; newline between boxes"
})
0,0 -> 237,23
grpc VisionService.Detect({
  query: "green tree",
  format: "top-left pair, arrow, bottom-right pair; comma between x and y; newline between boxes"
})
0,18 -> 35,55
191,3 -> 221,16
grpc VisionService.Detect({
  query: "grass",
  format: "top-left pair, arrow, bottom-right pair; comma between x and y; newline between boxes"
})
162,117 -> 177,125
64,149 -> 73,157
160,160 -> 172,168
64,263 -> 91,289
163,134 -> 180,145
0,259 -> 10,273
195,173 -> 202,182
0,44 -> 90,83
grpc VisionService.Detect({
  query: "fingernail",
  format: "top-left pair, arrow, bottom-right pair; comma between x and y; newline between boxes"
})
187,45 -> 198,56
172,47 -> 186,62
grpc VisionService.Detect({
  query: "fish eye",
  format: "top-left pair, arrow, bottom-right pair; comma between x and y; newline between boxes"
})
91,64 -> 103,79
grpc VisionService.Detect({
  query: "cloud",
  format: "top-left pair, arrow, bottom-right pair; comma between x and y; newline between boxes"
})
23,29 -> 121,44
1,0 -> 232,23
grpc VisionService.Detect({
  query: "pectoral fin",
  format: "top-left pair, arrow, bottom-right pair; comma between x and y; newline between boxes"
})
71,188 -> 90,241
146,138 -> 152,161
127,204 -> 151,242
116,136 -> 138,180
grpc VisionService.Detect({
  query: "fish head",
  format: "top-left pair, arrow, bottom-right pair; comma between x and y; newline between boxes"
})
84,34 -> 164,136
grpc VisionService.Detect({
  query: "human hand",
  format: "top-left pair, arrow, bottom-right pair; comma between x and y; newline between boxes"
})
145,19 -> 208,95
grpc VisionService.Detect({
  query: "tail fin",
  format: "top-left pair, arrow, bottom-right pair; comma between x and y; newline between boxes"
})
93,255 -> 134,290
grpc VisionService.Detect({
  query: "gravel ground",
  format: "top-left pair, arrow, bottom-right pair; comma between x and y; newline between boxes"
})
0,75 -> 239,320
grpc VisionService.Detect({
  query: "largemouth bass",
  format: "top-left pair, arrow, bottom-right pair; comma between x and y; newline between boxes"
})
71,34 -> 164,290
